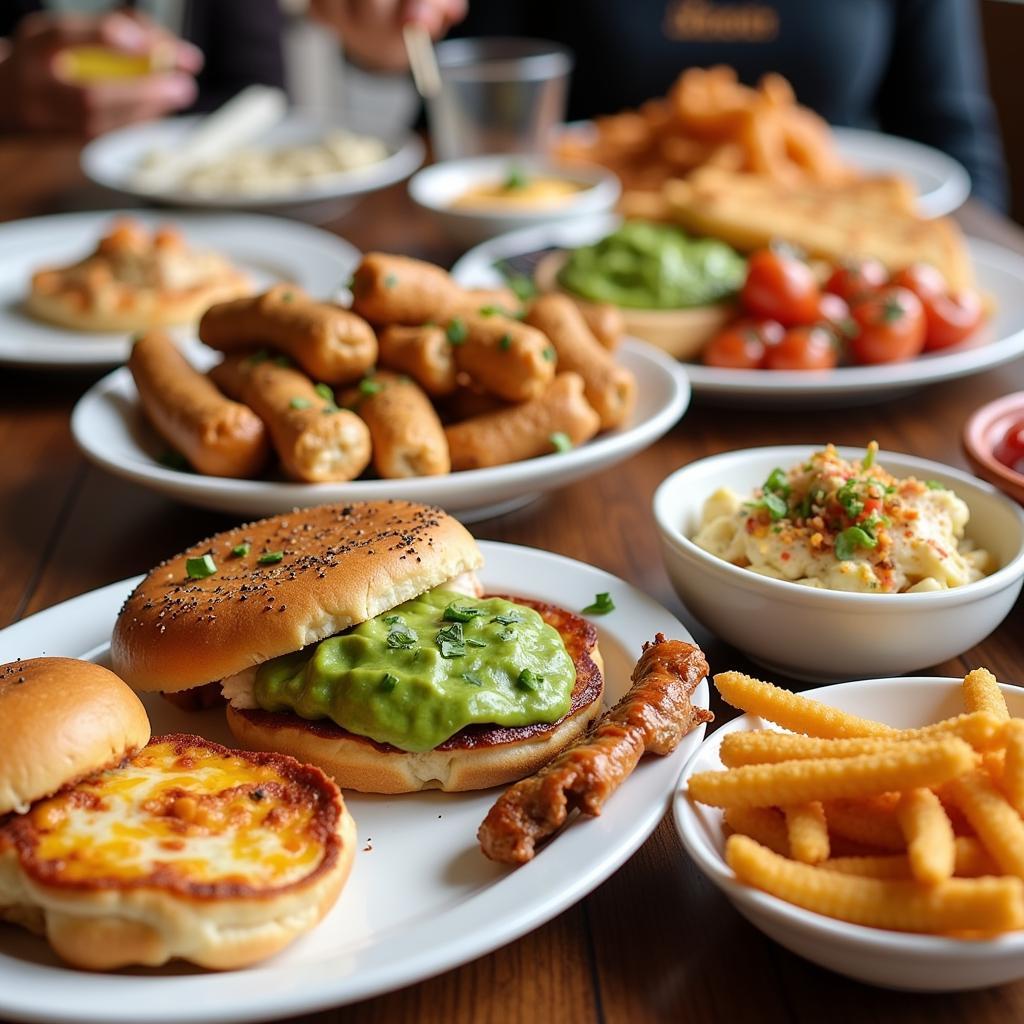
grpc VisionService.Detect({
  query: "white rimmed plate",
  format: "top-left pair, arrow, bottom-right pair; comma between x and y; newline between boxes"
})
674,676 -> 1024,991
70,337 -> 690,522
451,216 -> 1024,408
0,541 -> 710,1024
81,114 -> 424,212
0,210 -> 360,371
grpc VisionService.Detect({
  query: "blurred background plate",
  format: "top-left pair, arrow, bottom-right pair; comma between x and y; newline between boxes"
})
0,210 -> 359,371
70,338 -> 691,523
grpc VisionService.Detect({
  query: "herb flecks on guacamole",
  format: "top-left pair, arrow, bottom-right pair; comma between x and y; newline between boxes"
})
253,589 -> 576,752
557,220 -> 745,309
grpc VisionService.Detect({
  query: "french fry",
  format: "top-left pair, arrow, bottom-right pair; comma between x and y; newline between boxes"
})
723,806 -> 789,857
962,668 -> 1009,720
713,672 -> 895,739
689,739 -> 973,810
822,838 -> 998,880
718,712 -> 1003,767
1002,719 -> 1024,815
784,802 -> 829,864
825,795 -> 906,852
726,834 -> 1024,933
898,789 -> 955,884
948,771 -> 1024,879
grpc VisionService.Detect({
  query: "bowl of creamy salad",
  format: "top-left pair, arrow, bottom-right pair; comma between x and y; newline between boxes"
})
653,444 -> 1024,681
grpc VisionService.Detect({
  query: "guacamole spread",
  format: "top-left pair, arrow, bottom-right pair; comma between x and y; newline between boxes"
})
253,589 -> 576,752
557,220 -> 746,309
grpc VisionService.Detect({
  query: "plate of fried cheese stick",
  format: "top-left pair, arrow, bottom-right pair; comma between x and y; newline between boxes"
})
676,668 -> 1024,991
71,253 -> 690,521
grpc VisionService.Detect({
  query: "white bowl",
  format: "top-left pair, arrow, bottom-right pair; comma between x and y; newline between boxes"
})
408,155 -> 619,246
674,675 -> 1024,992
652,446 -> 1024,681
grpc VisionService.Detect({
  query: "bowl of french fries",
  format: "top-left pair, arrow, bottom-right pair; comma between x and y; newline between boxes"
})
675,669 -> 1024,991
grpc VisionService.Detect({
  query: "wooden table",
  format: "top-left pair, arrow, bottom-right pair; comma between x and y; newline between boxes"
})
3,140 -> 1024,1024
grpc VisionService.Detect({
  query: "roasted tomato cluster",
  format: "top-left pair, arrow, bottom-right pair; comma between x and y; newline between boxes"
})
703,247 -> 985,371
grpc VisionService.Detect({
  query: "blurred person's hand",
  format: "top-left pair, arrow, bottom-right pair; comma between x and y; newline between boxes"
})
310,0 -> 467,71
0,9 -> 203,138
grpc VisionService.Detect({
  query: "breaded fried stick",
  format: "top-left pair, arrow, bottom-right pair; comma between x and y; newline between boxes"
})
478,634 -> 712,864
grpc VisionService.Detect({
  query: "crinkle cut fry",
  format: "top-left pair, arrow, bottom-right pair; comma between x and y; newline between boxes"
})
726,835 -> 1024,933
962,668 -> 1009,721
477,635 -> 711,864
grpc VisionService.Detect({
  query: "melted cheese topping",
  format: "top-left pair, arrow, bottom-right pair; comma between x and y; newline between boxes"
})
24,740 -> 328,890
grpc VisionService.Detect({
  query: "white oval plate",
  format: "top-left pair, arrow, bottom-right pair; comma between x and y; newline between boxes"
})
0,542 -> 709,1024
82,114 -> 424,211
0,210 -> 360,371
451,216 -> 1024,408
559,122 -> 970,218
70,337 -> 690,522
674,676 -> 1024,992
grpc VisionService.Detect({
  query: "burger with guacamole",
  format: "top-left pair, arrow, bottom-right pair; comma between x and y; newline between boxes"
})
111,501 -> 604,793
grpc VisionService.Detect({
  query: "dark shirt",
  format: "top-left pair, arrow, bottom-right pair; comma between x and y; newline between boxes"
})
453,0 -> 1007,209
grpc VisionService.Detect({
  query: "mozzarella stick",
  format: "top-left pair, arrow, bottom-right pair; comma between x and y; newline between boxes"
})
341,371 -> 449,478
718,713 -> 1005,766
457,287 -> 523,318
129,330 -> 268,479
445,373 -> 600,471
726,835 -> 1024,933
784,802 -> 830,863
578,302 -> 625,351
898,789 -> 955,884
525,294 -> 636,429
962,668 -> 1009,720
376,324 -> 457,396
350,253 -> 461,324
713,672 -> 896,739
210,354 -> 370,483
449,313 -> 555,403
199,285 -> 377,385
688,739 -> 974,809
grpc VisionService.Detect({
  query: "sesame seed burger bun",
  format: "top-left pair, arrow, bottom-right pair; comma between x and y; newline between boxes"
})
0,658 -> 150,815
225,599 -> 605,794
111,501 -> 483,694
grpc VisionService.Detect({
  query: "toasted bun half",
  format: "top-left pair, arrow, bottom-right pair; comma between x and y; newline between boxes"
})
112,501 -> 483,693
0,658 -> 150,816
226,598 -> 605,793
0,735 -> 356,971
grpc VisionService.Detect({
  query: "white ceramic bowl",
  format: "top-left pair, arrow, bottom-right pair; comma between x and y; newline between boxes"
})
674,676 -> 1024,992
408,156 -> 619,246
653,446 -> 1024,681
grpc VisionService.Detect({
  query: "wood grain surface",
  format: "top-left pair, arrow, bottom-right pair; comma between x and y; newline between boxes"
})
1,139 -> 1023,1023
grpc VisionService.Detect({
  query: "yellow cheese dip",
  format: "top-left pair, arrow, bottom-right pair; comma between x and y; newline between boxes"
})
451,169 -> 584,211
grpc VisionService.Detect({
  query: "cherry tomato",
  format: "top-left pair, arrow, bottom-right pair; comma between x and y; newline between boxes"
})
995,419 -> 1024,473
702,319 -> 784,369
814,291 -> 852,331
848,286 -> 927,364
825,258 -> 888,303
762,325 -> 838,371
891,263 -> 948,303
923,290 -> 985,351
741,248 -> 820,326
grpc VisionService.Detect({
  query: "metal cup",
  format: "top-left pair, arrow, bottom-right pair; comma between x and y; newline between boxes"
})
427,38 -> 573,161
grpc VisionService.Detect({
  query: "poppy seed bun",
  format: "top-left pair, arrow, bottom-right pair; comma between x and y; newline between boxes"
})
0,658 -> 150,815
225,600 -> 605,793
112,501 -> 483,694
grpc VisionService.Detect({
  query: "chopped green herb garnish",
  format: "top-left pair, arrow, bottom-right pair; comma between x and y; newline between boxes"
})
516,668 -> 540,690
383,614 -> 402,625
257,551 -> 284,565
379,672 -> 399,692
581,592 -> 615,615
185,554 -> 217,580
497,627 -> 516,642
446,317 -> 467,345
478,304 -> 502,317
835,526 -> 879,561
464,672 -> 484,686
542,346 -> 556,362
500,267 -> 536,303
862,444 -> 877,470
359,378 -> 382,395
763,467 -> 791,498
748,492 -> 789,521
280,291 -> 295,303
550,431 -> 573,453
314,382 -> 335,402
384,273 -> 398,289
491,612 -> 522,626
926,480 -> 945,490
503,166 -> 528,191
499,333 -> 513,351
231,543 -> 250,557
386,629 -> 417,649
443,602 -> 484,623
837,479 -> 864,518
436,619 -> 466,658
465,637 -> 487,648
289,397 -> 311,410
